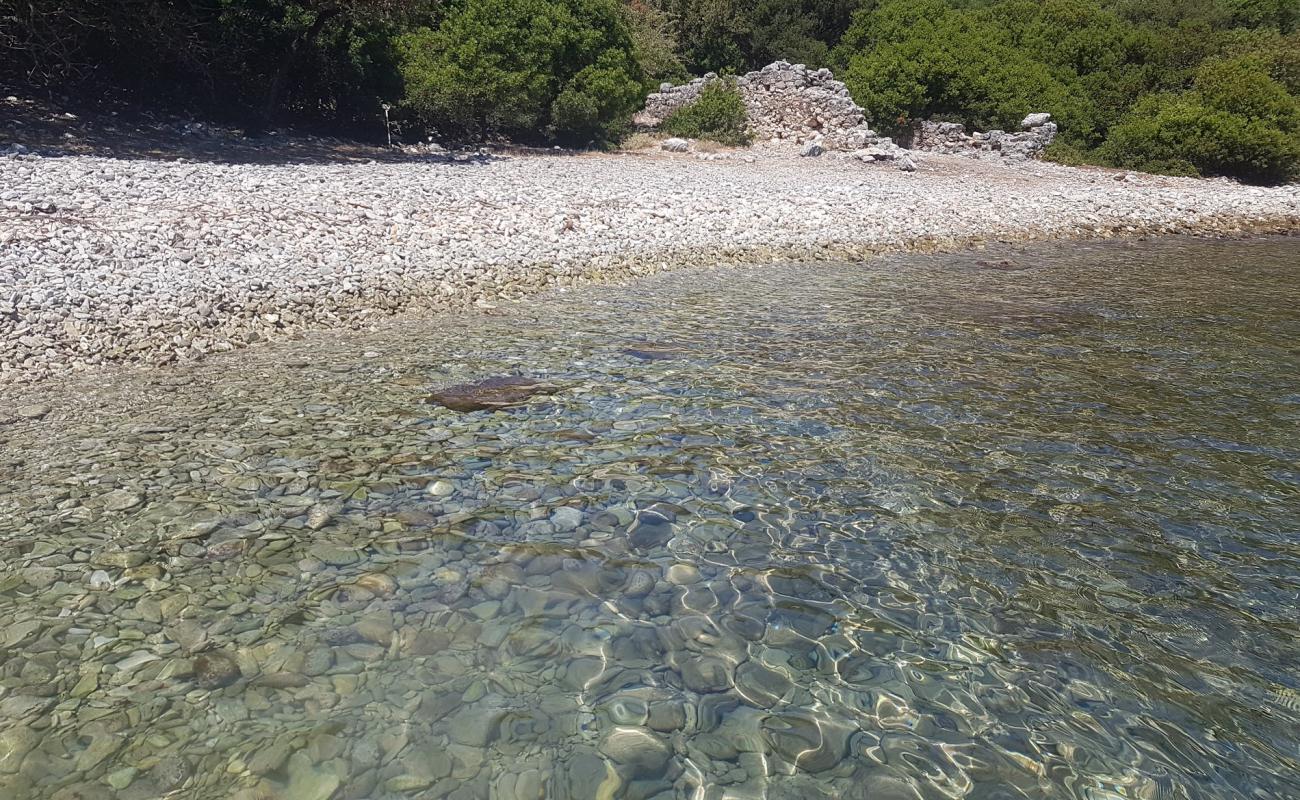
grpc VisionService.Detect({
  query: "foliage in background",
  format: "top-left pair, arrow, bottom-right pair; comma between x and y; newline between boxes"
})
3,0 -> 1299,176
624,0 -> 689,83
1,0 -> 427,134
659,80 -> 752,145
650,0 -> 856,73
830,0 -> 1299,181
1099,56 -> 1300,181
396,0 -> 643,144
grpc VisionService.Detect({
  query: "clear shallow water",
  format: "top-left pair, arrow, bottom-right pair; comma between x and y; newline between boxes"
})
1,237 -> 1298,800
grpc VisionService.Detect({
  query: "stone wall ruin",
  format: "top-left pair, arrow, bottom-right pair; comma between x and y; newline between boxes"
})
636,61 -> 879,150
637,61 -> 1057,163
911,116 -> 1059,161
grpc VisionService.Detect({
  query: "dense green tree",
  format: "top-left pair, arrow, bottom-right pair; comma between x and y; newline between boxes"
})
834,0 -> 1077,134
4,0 -> 1299,178
624,0 -> 689,83
397,0 -> 643,143
1,1 -> 429,132
831,0 -> 1299,180
650,0 -> 855,73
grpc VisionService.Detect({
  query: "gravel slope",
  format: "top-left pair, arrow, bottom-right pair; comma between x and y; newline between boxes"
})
2,147 -> 1297,382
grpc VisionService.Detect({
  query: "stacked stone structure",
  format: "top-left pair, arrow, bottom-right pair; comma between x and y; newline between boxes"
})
913,115 -> 1058,160
637,61 -> 879,150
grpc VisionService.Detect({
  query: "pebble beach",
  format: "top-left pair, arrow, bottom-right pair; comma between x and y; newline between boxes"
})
2,144 -> 1299,384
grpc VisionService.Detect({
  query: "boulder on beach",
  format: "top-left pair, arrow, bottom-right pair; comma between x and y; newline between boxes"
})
426,376 -> 558,412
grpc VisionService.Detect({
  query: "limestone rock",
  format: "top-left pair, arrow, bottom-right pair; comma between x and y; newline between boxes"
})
426,376 -> 558,412
1021,112 -> 1052,129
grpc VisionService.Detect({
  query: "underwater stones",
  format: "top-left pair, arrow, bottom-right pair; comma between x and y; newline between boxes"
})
628,516 -> 672,552
304,505 -> 335,531
622,570 -> 655,598
493,768 -> 545,800
193,650 -> 241,689
308,543 -> 360,566
426,376 -> 558,413
598,727 -> 671,775
678,655 -> 733,694
353,615 -> 395,646
259,672 -> 310,689
975,258 -> 1029,271
149,755 -> 192,791
404,629 -> 451,656
469,600 -> 501,620
353,572 -> 397,597
646,701 -> 687,732
735,661 -> 794,708
385,774 -> 434,793
427,480 -> 455,498
550,506 -> 584,532
761,712 -> 851,773
248,742 -> 293,777
283,752 -> 340,800
475,563 -> 521,600
557,750 -> 619,799
73,724 -> 122,772
0,724 -> 39,773
101,489 -> 144,512
321,624 -> 364,646
20,566 -> 58,589
666,564 -> 701,585
849,772 -> 924,800
765,605 -> 836,644
447,699 -> 507,747
602,695 -> 650,726
621,346 -> 685,361
90,549 -> 146,569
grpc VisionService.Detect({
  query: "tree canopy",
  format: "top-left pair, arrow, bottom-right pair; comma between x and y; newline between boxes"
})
4,0 -> 1297,179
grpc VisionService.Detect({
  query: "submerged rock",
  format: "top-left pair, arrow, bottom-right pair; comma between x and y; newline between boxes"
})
426,376 -> 558,412
193,651 -> 240,689
761,712 -> 851,772
975,259 -> 1029,271
598,726 -> 672,774
622,345 -> 688,361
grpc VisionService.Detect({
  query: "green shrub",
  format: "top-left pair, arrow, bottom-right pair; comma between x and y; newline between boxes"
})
659,80 -> 752,145
835,0 -> 1081,137
1099,91 -> 1300,182
397,0 -> 643,145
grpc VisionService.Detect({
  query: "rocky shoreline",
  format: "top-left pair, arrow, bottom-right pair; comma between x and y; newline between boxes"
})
2,145 -> 1298,383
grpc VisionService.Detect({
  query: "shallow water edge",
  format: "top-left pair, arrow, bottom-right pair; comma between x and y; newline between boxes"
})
1,236 -> 1298,800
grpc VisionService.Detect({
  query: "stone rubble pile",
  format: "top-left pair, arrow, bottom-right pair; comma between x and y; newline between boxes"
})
914,114 -> 1060,160
2,145 -> 1297,382
637,61 -> 881,150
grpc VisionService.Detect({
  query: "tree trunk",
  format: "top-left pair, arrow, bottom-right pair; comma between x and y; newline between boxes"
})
254,7 -> 340,133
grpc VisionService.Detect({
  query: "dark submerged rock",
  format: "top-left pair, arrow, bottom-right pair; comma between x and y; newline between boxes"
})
975,258 -> 1030,271
193,651 -> 241,689
426,376 -> 558,412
